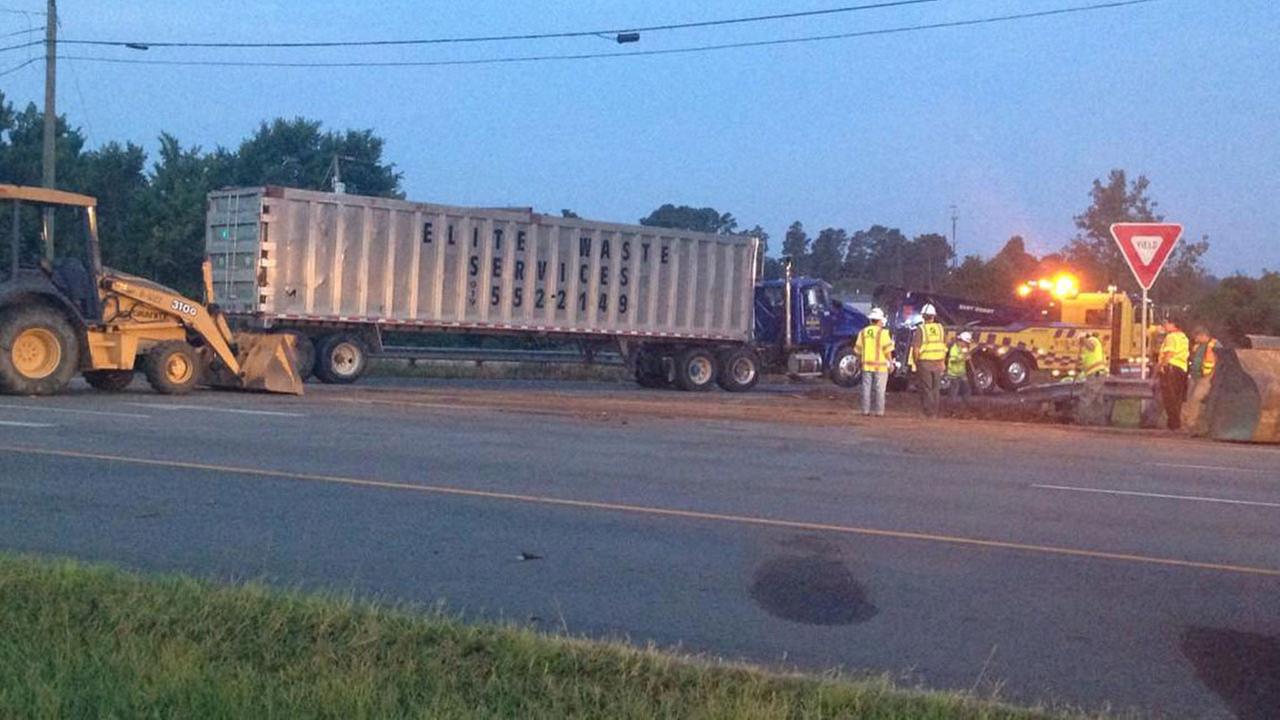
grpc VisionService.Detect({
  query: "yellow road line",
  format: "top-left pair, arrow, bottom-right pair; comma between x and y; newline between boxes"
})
4,444 -> 1279,578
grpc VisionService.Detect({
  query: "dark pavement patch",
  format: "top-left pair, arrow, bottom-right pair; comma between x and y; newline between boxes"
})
1182,626 -> 1280,720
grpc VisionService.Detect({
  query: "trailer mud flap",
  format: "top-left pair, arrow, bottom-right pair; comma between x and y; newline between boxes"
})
1204,348 -> 1280,443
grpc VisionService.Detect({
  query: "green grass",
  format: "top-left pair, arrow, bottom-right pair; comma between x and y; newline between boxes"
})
0,553 -> 1077,719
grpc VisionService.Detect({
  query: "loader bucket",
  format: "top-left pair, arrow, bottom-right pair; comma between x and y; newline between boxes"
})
222,332 -> 304,395
1203,347 -> 1280,443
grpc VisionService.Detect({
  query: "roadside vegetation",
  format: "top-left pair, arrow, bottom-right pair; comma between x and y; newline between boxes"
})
0,553 -> 1083,719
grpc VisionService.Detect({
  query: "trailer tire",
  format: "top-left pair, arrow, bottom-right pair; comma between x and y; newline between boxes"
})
84,370 -> 134,392
145,341 -> 201,395
971,355 -> 998,395
998,353 -> 1034,392
674,347 -> 718,392
828,347 -> 861,388
716,347 -> 759,392
277,330 -> 315,381
315,333 -> 368,384
0,305 -> 81,396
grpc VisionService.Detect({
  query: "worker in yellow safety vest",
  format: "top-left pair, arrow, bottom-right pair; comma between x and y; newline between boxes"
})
1078,333 -> 1108,378
856,307 -> 895,417
945,331 -> 974,409
1184,326 -> 1220,433
1157,318 -> 1190,430
910,303 -> 948,418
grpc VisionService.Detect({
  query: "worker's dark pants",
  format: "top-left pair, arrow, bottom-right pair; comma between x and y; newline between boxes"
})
1160,366 -> 1188,430
947,374 -> 971,407
917,362 -> 944,418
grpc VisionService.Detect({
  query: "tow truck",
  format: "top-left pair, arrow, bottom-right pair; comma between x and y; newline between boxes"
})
877,274 -> 1154,393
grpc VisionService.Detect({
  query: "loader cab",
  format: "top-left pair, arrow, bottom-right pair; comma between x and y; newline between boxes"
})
0,185 -> 103,322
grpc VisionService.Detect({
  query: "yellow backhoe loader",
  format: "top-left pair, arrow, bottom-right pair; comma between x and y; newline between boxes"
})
0,184 -> 302,396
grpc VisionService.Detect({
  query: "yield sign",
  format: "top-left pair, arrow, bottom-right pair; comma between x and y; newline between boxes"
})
1109,223 -> 1182,289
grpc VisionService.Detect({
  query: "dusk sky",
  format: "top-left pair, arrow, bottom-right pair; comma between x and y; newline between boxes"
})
2,0 -> 1277,276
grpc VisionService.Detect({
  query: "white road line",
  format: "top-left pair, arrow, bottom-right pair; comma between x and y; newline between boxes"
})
1032,483 -> 1280,509
0,403 -> 150,419
123,403 -> 305,418
0,420 -> 57,428
1150,462 -> 1273,475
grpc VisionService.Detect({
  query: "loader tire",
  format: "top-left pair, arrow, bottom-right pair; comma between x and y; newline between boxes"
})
0,305 -> 80,396
674,347 -> 717,392
315,333 -> 368,384
145,341 -> 201,395
84,370 -> 134,392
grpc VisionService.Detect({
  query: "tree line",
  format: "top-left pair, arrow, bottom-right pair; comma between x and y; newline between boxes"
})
0,91 -> 401,296
638,172 -> 1276,345
1,92 -> 1274,344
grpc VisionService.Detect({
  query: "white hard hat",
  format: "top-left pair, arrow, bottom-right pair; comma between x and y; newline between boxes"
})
868,307 -> 886,322
958,331 -> 973,343
921,303 -> 937,316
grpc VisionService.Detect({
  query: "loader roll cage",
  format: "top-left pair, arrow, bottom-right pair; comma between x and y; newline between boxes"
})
2,186 -> 105,319
1,184 -> 102,277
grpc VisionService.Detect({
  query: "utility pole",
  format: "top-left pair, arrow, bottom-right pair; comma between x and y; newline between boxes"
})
41,0 -> 57,260
949,204 -> 958,268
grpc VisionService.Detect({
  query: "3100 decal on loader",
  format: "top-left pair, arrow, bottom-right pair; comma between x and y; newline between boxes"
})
0,184 -> 302,396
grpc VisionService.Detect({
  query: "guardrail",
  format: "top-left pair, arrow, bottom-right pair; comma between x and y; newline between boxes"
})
1015,377 -> 1155,401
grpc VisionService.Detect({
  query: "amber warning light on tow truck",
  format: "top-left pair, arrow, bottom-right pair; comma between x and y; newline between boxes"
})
1017,273 -> 1080,300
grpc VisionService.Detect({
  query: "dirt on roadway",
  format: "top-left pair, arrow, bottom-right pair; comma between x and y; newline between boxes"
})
309,376 -> 1195,448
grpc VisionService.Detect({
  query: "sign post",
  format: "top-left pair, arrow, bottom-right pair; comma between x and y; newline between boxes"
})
1109,223 -> 1182,379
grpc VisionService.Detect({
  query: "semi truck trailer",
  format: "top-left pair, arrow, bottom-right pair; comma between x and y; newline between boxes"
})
206,187 -> 867,391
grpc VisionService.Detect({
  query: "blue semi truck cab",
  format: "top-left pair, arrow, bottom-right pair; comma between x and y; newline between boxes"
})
752,268 -> 868,388
631,260 -> 868,392
632,258 -> 870,389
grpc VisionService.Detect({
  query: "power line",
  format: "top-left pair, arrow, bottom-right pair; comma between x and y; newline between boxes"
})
57,0 -> 943,50
0,37 -> 39,51
0,53 -> 35,76
55,0 -> 1159,71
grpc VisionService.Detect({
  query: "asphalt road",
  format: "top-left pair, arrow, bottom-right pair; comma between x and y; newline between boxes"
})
1,378 -> 1277,718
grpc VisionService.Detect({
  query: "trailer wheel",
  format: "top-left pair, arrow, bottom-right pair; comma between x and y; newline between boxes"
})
145,342 -> 201,395
674,347 -> 718,392
84,370 -> 134,392
315,333 -> 368,384
828,347 -> 861,388
0,305 -> 81,396
998,353 -> 1034,392
971,355 -> 998,395
716,348 -> 759,392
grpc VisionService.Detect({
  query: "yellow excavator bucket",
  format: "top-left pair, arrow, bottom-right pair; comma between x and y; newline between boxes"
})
207,332 -> 304,395
1203,345 -> 1280,443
